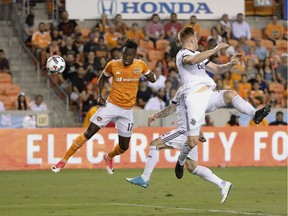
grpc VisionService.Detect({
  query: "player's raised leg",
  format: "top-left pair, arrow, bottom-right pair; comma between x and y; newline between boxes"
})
225,91 -> 271,123
126,137 -> 165,188
104,135 -> 130,174
186,152 -> 232,204
104,111 -> 135,174
176,89 -> 213,179
51,123 -> 100,173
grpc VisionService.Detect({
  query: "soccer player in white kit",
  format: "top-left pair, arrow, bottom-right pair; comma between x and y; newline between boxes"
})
174,27 -> 271,180
126,86 -> 233,204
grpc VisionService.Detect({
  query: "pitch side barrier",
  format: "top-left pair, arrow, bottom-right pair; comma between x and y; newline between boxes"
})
0,126 -> 287,170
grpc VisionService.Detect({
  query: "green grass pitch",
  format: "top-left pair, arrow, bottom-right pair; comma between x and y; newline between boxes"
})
0,167 -> 286,216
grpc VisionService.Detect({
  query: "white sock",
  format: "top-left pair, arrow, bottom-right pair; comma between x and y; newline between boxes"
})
192,165 -> 225,188
178,144 -> 192,166
232,95 -> 256,118
141,146 -> 159,182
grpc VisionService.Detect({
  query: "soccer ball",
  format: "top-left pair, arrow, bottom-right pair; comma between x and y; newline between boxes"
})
46,55 -> 66,74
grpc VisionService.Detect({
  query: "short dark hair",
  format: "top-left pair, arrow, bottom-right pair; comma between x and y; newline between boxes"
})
0,49 -> 4,53
178,27 -> 196,43
124,39 -> 138,50
276,111 -> 283,116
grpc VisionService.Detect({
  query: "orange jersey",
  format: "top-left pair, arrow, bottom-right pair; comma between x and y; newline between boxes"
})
126,30 -> 146,44
185,23 -> 201,34
32,31 -> 51,49
104,32 -> 122,49
265,23 -> 284,39
103,59 -> 151,108
249,118 -> 269,126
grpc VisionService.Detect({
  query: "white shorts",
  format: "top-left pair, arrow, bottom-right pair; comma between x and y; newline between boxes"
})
185,89 -> 226,136
90,101 -> 134,137
160,128 -> 198,161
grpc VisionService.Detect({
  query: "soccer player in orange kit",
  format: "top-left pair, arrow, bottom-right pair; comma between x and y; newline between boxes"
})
52,40 -> 156,174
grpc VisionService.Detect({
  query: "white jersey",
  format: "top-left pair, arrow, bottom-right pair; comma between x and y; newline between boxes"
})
171,86 -> 187,130
176,49 -> 216,91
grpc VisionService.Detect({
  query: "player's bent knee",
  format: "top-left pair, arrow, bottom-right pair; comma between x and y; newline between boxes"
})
187,137 -> 199,148
186,159 -> 198,173
119,142 -> 129,151
224,90 -> 238,104
84,123 -> 101,139
150,140 -> 157,146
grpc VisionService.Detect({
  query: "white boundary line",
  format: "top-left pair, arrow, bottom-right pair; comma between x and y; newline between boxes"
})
109,203 -> 284,216
0,202 -> 284,216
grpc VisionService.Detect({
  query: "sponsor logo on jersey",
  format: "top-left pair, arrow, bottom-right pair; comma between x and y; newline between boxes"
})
116,71 -> 121,75
96,116 -> 102,122
134,67 -> 140,74
115,77 -> 139,82
190,118 -> 196,125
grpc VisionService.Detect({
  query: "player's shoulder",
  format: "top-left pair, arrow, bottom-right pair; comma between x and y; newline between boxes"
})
177,48 -> 197,57
107,59 -> 122,66
133,58 -> 146,64
133,58 -> 149,67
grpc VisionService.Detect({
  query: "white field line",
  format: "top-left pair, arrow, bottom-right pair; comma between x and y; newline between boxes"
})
110,203 -> 284,216
0,202 -> 284,216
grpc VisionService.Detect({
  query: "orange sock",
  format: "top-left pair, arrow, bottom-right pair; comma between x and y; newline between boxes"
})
63,133 -> 88,161
107,144 -> 125,158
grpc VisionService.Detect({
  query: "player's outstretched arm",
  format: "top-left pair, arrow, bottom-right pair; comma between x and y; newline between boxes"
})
97,72 -> 109,106
206,53 -> 242,75
148,103 -> 176,126
183,42 -> 229,65
145,71 -> 157,83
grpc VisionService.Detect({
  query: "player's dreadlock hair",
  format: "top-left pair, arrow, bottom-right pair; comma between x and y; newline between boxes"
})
124,39 -> 138,51
178,26 -> 196,44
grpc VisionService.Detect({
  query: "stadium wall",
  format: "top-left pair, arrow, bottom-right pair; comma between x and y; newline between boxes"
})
0,126 -> 287,170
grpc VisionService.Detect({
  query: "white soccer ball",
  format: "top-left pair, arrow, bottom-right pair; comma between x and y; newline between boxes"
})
46,55 -> 66,74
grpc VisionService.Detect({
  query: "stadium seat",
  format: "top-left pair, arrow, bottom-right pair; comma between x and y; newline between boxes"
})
199,28 -> 211,38
0,96 -> 13,110
229,39 -> 239,48
0,73 -> 12,84
139,40 -> 155,50
262,39 -> 274,51
251,27 -> 263,39
156,39 -> 170,51
254,2 -> 275,16
246,39 -> 256,47
0,83 -> 12,90
5,84 -> 21,97
136,48 -> 148,59
245,0 -> 255,16
147,60 -> 158,71
147,50 -> 164,61
47,0 -> 52,17
276,40 -> 287,53
0,87 -> 4,95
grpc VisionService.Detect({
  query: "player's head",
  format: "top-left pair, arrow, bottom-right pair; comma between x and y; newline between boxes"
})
178,27 -> 198,49
122,39 -> 137,66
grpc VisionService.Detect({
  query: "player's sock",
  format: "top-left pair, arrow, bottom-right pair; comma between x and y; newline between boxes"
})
141,146 -> 159,182
108,144 -> 125,158
63,133 -> 88,161
178,144 -> 192,166
192,165 -> 224,188
232,95 -> 256,118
